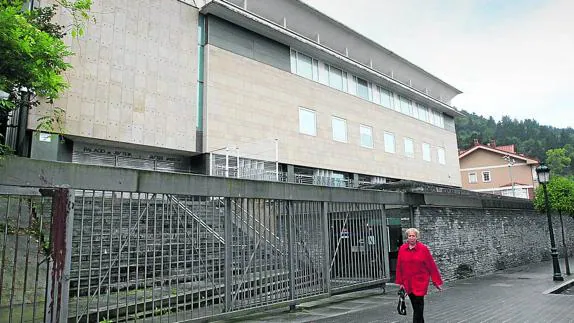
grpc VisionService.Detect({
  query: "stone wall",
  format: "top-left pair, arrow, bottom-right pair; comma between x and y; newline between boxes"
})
417,206 -> 574,282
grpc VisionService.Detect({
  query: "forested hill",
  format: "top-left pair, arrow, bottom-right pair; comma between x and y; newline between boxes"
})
454,110 -> 574,161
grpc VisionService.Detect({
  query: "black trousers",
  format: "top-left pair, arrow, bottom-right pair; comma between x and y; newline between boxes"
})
408,293 -> 425,323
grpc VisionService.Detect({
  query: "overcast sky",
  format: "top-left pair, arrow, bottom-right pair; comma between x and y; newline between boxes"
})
302,0 -> 573,129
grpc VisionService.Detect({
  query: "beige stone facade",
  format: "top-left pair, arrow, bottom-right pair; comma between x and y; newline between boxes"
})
205,45 -> 461,186
29,0 -> 199,152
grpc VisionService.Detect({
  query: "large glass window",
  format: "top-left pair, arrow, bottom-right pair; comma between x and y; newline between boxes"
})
299,108 -> 316,136
360,125 -> 373,148
422,143 -> 431,161
417,103 -> 429,122
332,116 -> 347,142
357,77 -> 369,100
404,137 -> 414,158
296,53 -> 313,80
384,132 -> 395,153
437,147 -> 446,164
380,88 -> 392,108
329,67 -> 344,91
319,61 -> 329,85
399,96 -> 413,116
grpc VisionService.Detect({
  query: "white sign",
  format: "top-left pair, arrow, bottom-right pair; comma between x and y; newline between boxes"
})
39,133 -> 52,142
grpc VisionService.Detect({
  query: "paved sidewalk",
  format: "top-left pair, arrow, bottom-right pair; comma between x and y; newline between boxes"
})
220,260 -> 574,323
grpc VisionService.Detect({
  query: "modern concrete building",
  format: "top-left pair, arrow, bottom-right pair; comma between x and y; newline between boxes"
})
21,0 -> 463,187
459,139 -> 539,199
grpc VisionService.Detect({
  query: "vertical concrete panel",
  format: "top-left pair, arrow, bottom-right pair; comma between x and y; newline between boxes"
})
32,0 -> 199,153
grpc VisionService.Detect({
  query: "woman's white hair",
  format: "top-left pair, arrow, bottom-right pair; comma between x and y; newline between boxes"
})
405,228 -> 420,238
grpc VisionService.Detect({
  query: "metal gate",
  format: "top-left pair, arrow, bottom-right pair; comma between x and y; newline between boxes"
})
1,187 -> 390,323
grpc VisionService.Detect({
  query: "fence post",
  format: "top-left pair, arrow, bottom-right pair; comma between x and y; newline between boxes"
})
321,201 -> 331,295
287,201 -> 296,310
224,197 -> 233,312
43,187 -> 74,323
381,205 -> 390,280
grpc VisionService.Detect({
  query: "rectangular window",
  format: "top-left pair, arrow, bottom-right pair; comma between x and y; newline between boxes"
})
417,104 -> 429,122
469,172 -> 478,184
329,67 -> 344,91
319,61 -> 329,85
431,110 -> 444,128
360,125 -> 373,148
357,77 -> 369,100
399,96 -> 413,116
332,116 -> 347,142
384,132 -> 395,153
380,88 -> 392,108
404,137 -> 414,158
422,142 -> 431,161
437,147 -> 446,164
299,107 -> 316,136
296,52 -> 313,80
312,59 -> 319,81
482,171 -> 491,182
372,85 -> 381,104
348,74 -> 357,95
290,49 -> 297,73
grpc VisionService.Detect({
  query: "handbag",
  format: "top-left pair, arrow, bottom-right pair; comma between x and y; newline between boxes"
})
397,287 -> 407,316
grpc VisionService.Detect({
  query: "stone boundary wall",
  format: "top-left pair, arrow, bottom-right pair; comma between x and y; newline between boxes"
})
417,206 -> 574,282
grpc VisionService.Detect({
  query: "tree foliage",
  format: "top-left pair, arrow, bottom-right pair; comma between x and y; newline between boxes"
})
0,0 -> 92,155
533,176 -> 574,217
546,148 -> 571,178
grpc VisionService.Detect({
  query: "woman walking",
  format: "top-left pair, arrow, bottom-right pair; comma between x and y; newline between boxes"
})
395,228 -> 443,323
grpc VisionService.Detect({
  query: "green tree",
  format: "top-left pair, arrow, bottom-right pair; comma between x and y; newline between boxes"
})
533,176 -> 574,217
0,0 -> 92,156
546,148 -> 572,177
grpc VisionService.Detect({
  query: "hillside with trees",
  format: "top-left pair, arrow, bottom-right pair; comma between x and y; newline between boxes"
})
455,110 -> 574,178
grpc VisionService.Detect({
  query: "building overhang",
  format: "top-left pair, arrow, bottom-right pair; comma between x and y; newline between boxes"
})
200,0 -> 463,118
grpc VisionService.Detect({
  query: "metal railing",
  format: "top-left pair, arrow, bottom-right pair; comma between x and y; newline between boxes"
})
0,184 -> 391,322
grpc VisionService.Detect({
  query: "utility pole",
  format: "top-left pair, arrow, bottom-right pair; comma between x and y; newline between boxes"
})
503,155 -> 516,197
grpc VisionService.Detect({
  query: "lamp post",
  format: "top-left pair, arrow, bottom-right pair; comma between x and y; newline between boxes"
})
503,155 -> 516,197
535,164 -> 563,281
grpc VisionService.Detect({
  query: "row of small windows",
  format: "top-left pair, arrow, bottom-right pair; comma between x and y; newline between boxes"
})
290,50 -> 445,128
299,107 -> 446,164
469,171 -> 491,183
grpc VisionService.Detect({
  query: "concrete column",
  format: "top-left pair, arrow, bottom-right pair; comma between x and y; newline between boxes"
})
352,173 -> 359,188
287,164 -> 295,183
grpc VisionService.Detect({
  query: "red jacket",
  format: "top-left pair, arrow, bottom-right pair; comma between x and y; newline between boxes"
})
395,241 -> 443,296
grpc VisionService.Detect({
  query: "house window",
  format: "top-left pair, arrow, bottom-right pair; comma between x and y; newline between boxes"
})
482,171 -> 491,182
357,77 -> 369,100
360,125 -> 373,148
404,137 -> 414,158
299,108 -> 316,136
437,147 -> 446,165
329,67 -> 344,91
332,116 -> 347,142
384,132 -> 395,153
469,172 -> 478,184
422,143 -> 431,161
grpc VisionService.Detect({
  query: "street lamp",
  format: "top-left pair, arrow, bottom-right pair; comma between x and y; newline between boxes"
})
535,164 -> 564,281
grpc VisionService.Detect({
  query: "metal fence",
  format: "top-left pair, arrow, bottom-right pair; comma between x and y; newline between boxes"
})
1,185 -> 391,323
